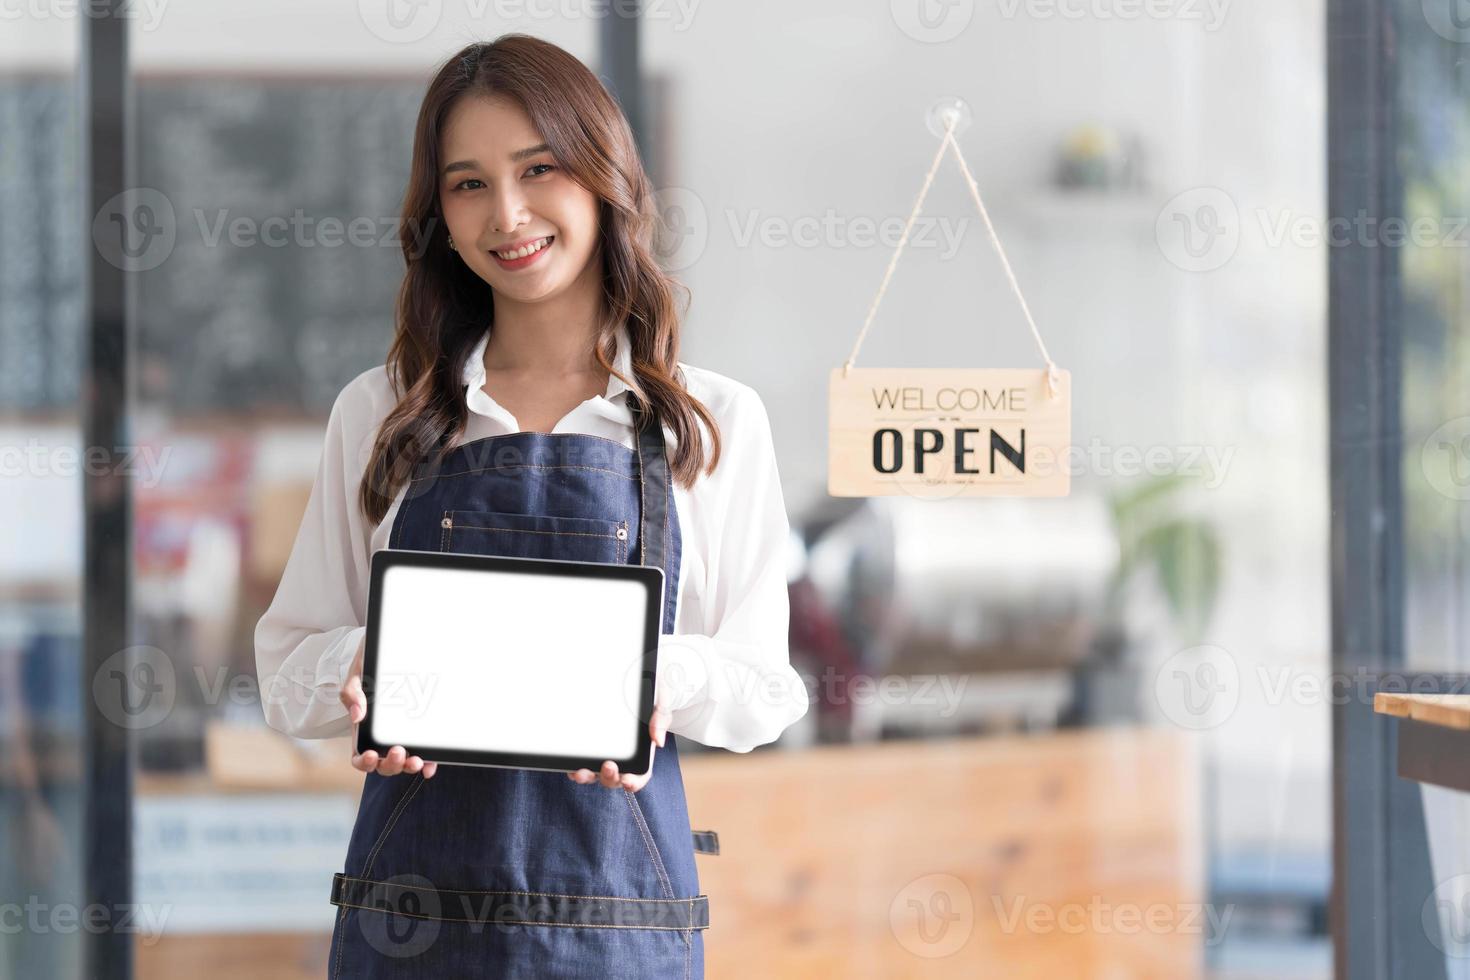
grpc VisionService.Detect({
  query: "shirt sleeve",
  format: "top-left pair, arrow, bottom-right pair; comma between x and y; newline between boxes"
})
654,385 -> 809,753
253,378 -> 375,740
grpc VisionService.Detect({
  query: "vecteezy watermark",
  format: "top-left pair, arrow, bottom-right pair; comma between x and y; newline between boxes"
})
652,186 -> 709,273
997,0 -> 1230,30
354,873 -> 442,958
192,210 -> 438,254
869,430 -> 1236,502
727,210 -> 970,260
890,873 -> 975,958
0,439 -> 174,489
489,0 -> 701,30
1155,187 -> 1241,273
1153,650 -> 1470,731
355,0 -> 443,44
1422,0 -> 1470,44
95,647 -> 177,731
619,654 -> 974,725
1421,416 -> 1470,501
1424,873 -> 1470,958
991,894 -> 1234,944
92,646 -> 444,732
1153,644 -> 1241,730
1001,438 -> 1235,488
91,189 -> 442,272
0,0 -> 172,30
1255,209 -> 1470,250
653,186 -> 977,272
1156,186 -> 1470,272
356,0 -> 702,42
0,898 -> 172,944
890,0 -> 976,43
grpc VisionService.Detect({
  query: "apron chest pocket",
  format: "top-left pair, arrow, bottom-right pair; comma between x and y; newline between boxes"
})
439,509 -> 630,564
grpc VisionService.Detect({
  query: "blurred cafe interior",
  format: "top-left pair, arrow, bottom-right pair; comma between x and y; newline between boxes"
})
6,1 -> 1470,978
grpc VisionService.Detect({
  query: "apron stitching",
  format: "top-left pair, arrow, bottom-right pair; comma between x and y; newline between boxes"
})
331,905 -> 347,980
410,463 -> 638,484
330,898 -> 706,929
636,412 -> 647,567
446,428 -> 636,457
663,437 -> 674,631
451,525 -> 621,540
334,873 -> 702,902
623,790 -> 675,900
394,485 -> 413,548
361,773 -> 426,879
626,787 -> 695,951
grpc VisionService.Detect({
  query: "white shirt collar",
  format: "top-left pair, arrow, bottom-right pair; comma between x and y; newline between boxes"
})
462,322 -> 636,430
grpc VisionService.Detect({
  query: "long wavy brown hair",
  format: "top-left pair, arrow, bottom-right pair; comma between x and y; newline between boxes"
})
359,34 -> 721,525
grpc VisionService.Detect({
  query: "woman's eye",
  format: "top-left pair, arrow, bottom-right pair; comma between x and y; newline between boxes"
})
453,178 -> 485,191
527,163 -> 555,177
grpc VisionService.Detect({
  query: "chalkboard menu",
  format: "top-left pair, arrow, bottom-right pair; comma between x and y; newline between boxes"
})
0,78 -> 83,411
1,75 -> 428,415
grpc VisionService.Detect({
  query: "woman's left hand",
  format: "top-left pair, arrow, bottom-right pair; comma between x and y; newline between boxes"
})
567,703 -> 669,792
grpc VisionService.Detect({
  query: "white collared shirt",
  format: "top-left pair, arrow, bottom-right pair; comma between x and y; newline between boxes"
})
254,324 -> 808,753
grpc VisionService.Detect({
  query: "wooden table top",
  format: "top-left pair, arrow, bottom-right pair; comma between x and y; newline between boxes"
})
1373,693 -> 1470,730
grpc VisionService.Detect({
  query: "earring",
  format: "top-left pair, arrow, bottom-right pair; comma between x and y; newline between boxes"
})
447,234 -> 457,252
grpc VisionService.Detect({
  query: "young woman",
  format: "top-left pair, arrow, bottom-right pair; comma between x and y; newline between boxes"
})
253,34 -> 808,979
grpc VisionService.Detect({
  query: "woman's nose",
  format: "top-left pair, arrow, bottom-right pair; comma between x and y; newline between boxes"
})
489,184 -> 529,235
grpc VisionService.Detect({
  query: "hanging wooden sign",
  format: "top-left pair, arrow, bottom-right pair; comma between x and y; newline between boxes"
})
828,366 -> 1071,499
829,97 -> 1072,499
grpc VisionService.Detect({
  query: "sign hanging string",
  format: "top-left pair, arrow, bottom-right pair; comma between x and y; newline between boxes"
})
841,109 -> 1062,399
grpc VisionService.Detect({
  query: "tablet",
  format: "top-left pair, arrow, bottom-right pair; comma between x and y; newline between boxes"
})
355,547 -> 664,775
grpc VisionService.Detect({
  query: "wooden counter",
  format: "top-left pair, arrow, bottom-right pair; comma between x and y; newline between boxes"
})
1374,693 -> 1470,792
137,727 -> 1202,979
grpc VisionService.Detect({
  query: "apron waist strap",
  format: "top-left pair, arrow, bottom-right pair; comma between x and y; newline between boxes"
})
330,873 -> 710,931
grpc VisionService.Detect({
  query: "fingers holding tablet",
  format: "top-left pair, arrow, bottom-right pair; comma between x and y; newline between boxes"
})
566,755 -> 652,792
342,642 -> 438,779
565,703 -> 667,791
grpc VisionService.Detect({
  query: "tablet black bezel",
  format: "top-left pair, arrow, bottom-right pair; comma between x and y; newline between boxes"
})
355,547 -> 664,775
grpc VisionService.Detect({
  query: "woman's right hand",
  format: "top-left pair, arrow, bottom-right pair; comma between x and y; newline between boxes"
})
341,636 -> 438,779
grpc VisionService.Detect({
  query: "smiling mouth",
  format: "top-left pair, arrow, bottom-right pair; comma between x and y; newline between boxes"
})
491,236 -> 555,261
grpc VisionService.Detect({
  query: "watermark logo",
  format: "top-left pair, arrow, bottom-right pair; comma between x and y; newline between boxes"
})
92,188 -> 176,273
1153,643 -> 1239,730
1423,873 -> 1470,958
1157,188 -> 1470,272
1422,0 -> 1470,43
355,873 -> 442,958
94,646 -> 177,731
727,210 -> 969,259
0,0 -> 172,31
1422,416 -> 1470,501
891,0 -> 975,43
890,873 -> 974,957
0,898 -> 172,942
996,0 -> 1231,31
652,186 -> 709,272
489,0 -> 701,30
1155,187 -> 1239,273
357,0 -> 443,43
992,893 -> 1234,943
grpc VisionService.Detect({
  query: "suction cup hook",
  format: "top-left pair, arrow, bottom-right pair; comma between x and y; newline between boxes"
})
925,96 -> 972,140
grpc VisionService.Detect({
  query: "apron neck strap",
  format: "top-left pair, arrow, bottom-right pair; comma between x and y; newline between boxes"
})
628,396 -> 669,573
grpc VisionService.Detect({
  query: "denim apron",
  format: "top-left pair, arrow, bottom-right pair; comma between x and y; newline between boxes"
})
327,398 -> 716,979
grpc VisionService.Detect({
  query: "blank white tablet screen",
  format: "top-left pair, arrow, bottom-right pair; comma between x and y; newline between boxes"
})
370,562 -> 652,761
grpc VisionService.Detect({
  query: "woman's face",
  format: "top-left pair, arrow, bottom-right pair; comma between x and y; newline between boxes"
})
438,95 -> 600,304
